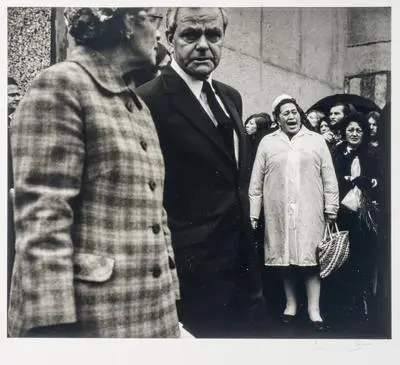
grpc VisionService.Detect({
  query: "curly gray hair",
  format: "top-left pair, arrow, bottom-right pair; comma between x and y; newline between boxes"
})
165,7 -> 228,38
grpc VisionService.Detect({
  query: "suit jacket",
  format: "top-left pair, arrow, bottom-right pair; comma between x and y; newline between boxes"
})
137,66 -> 261,303
8,46 -> 180,338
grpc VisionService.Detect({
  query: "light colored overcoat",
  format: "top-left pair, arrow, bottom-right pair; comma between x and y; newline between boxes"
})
8,46 -> 180,337
249,127 -> 339,266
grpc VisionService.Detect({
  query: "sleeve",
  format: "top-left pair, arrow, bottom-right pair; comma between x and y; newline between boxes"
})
10,66 -> 84,332
319,137 -> 339,215
162,207 -> 180,300
331,145 -> 353,198
248,140 -> 267,219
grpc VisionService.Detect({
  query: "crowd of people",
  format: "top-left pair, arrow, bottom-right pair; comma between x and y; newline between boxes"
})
246,95 -> 390,336
7,7 -> 390,338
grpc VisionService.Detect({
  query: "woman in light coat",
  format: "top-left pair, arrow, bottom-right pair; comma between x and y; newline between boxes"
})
249,94 -> 339,330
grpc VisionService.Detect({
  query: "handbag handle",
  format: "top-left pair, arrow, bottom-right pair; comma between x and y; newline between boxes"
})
323,224 -> 333,241
323,222 -> 340,241
332,222 -> 340,234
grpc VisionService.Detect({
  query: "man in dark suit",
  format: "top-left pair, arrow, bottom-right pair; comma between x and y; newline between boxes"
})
137,7 -> 264,337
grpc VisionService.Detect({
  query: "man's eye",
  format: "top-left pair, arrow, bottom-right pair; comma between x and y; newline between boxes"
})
182,32 -> 200,42
205,31 -> 222,43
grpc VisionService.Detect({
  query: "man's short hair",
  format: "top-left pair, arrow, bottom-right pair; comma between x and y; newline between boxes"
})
165,7 -> 229,38
330,102 -> 352,117
8,76 -> 18,86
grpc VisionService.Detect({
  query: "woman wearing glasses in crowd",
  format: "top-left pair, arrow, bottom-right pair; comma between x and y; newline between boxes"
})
8,7 -> 181,338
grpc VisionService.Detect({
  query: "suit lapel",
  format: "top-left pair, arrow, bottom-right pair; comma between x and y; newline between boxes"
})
162,67 -> 237,167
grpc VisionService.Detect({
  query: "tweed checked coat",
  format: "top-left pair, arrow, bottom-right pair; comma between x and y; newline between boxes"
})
8,46 -> 180,338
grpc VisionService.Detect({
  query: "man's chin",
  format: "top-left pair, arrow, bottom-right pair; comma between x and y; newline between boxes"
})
187,66 -> 215,80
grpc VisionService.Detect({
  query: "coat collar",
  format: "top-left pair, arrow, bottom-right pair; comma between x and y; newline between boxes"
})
68,46 -> 129,94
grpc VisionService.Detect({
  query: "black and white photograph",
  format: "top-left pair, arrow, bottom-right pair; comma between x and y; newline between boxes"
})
1,0 -> 396,363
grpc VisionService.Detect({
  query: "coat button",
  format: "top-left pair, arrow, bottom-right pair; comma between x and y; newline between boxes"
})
152,264 -> 162,278
168,256 -> 176,270
149,180 -> 156,191
140,140 -> 148,151
125,100 -> 134,112
152,223 -> 161,234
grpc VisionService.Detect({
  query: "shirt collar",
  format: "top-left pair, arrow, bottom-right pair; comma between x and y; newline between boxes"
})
170,58 -> 215,99
278,125 -> 312,139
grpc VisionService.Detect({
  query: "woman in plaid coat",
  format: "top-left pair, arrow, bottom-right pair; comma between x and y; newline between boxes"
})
8,7 -> 180,338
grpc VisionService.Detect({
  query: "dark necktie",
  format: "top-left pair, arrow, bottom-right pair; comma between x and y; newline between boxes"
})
202,81 -> 235,158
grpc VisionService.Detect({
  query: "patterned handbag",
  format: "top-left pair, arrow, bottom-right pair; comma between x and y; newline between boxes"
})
317,223 -> 350,279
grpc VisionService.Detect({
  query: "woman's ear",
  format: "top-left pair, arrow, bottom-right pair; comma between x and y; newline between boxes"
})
122,13 -> 136,40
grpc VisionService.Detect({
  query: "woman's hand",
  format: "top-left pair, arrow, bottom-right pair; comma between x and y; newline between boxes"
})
352,175 -> 372,190
325,213 -> 337,224
323,132 -> 334,143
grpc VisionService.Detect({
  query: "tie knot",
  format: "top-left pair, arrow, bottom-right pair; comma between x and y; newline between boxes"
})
202,81 -> 214,97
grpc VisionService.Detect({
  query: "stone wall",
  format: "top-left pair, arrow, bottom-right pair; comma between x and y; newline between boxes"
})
8,7 -> 52,95
9,7 -> 390,117
214,8 -> 347,119
344,7 -> 391,109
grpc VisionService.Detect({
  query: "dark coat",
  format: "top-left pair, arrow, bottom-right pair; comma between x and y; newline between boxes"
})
137,66 -> 262,313
331,141 -> 380,202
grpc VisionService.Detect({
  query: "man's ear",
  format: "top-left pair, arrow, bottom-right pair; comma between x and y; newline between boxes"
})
166,31 -> 174,47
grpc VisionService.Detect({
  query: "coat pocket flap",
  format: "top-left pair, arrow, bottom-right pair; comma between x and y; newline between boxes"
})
73,252 -> 115,283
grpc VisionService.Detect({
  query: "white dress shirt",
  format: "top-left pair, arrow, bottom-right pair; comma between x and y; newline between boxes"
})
171,59 -> 239,165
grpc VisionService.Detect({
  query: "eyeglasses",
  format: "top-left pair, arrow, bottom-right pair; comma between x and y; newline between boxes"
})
147,14 -> 163,29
